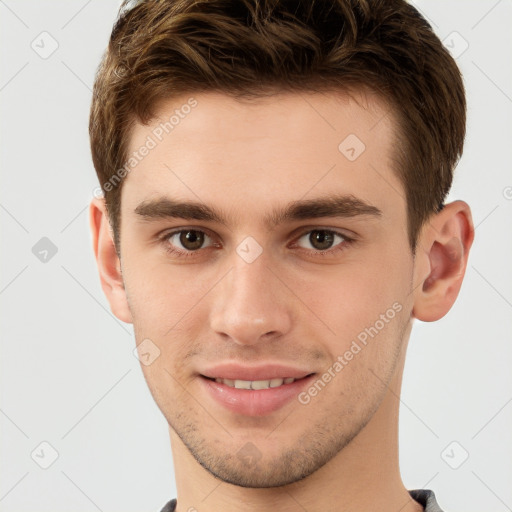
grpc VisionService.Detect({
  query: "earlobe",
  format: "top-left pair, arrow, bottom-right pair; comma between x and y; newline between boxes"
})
412,201 -> 474,322
89,197 -> 133,324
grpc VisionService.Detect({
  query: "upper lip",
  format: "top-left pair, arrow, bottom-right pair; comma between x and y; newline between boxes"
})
199,363 -> 314,381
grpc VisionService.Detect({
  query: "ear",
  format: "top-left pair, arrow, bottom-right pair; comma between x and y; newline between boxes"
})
89,197 -> 133,324
412,200 -> 474,322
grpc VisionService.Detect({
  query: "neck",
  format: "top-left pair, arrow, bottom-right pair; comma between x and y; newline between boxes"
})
169,330 -> 422,512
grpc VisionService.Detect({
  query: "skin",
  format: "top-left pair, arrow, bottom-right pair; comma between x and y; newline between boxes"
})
90,90 -> 474,512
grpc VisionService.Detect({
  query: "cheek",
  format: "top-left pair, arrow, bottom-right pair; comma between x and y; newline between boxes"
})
353,241 -> 413,309
296,261 -> 410,329
290,251 -> 413,362
122,253 -> 210,338
124,261 -> 220,386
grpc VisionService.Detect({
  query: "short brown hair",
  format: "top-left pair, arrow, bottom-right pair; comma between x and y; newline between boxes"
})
89,0 -> 465,252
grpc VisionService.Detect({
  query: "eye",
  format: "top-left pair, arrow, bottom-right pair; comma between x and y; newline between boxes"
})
163,229 -> 214,254
159,227 -> 353,260
295,229 -> 349,252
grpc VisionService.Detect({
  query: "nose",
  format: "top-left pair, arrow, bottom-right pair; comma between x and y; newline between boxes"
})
209,255 -> 293,346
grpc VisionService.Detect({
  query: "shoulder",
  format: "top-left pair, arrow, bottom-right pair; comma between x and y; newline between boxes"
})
159,498 -> 177,512
409,489 -> 445,512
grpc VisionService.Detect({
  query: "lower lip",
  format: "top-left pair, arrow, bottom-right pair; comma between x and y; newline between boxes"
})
199,374 -> 316,416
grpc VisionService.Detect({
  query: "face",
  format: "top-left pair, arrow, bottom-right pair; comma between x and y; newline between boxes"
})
118,90 -> 415,487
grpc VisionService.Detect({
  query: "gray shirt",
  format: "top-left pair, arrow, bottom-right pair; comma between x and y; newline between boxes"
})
159,489 -> 444,511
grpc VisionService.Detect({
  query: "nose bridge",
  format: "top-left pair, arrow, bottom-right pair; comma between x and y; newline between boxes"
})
209,251 -> 292,345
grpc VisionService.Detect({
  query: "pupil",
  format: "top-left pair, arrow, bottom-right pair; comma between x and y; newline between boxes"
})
180,230 -> 204,250
310,230 -> 334,250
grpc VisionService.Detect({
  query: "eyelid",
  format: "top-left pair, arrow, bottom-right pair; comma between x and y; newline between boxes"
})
291,225 -> 356,240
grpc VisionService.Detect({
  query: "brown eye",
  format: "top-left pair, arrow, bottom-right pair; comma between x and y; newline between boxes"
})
310,230 -> 334,250
179,230 -> 204,250
165,230 -> 213,252
296,230 -> 346,251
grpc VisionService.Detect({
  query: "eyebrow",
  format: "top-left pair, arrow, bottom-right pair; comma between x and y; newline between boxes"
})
134,194 -> 382,229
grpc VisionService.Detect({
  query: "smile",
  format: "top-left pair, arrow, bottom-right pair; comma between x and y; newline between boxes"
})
206,376 -> 299,390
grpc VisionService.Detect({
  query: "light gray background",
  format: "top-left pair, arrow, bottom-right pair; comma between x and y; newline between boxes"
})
1,1 -> 511,511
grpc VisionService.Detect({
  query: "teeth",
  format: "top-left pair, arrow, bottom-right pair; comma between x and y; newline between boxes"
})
250,379 -> 271,390
214,377 -> 298,389
234,379 -> 252,389
270,378 -> 284,388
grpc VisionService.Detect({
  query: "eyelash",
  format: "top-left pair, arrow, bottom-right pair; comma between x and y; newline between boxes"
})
158,228 -> 355,259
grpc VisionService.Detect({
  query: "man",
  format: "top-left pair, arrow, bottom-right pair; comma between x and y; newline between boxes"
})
88,0 -> 474,510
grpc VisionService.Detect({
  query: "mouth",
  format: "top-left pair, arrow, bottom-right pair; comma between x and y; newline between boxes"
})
201,375 -> 311,390
198,371 -> 317,416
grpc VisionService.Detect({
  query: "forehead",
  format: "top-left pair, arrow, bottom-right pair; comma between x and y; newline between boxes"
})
121,90 -> 404,224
